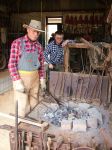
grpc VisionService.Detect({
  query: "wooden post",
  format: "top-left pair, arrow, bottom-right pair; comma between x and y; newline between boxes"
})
64,46 -> 70,72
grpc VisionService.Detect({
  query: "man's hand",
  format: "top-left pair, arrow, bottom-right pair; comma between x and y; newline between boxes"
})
13,79 -> 25,92
40,78 -> 46,91
62,40 -> 69,47
49,64 -> 54,69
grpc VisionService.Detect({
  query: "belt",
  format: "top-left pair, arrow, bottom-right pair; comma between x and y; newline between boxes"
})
19,70 -> 38,74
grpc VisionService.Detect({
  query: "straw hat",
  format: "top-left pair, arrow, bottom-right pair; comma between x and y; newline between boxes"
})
23,20 -> 44,32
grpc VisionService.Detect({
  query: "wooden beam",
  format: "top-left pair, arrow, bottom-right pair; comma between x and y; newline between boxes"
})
64,46 -> 70,72
0,112 -> 49,130
102,42 -> 111,48
67,42 -> 111,49
68,43 -> 89,49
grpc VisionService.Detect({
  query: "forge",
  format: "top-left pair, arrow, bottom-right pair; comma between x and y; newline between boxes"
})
27,100 -> 109,150
27,71 -> 112,149
10,71 -> 112,150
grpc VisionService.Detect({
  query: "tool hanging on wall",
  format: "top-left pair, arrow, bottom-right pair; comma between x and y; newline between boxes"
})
64,15 -> 69,33
49,71 -> 110,104
107,4 -> 112,35
1,28 -> 7,44
40,0 -> 45,47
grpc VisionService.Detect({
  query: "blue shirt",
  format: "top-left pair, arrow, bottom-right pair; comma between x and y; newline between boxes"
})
44,40 -> 64,64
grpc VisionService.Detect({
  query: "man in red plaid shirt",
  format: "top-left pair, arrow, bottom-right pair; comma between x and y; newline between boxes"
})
8,20 -> 46,117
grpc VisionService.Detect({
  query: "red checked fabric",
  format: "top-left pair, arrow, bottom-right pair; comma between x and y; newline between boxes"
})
8,35 -> 45,81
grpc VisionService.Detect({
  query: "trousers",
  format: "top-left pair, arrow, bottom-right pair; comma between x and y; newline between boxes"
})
14,71 -> 40,117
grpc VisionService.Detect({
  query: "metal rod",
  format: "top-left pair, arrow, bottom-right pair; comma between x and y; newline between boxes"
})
15,100 -> 18,150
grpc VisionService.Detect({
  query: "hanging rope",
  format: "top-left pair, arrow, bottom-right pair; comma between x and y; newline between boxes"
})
17,0 -> 21,36
40,0 -> 44,46
41,0 -> 43,23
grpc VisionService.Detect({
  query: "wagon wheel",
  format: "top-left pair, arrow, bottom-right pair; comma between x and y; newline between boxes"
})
0,54 -> 7,70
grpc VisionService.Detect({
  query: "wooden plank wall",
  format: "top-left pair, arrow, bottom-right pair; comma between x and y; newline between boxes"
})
49,71 -> 110,104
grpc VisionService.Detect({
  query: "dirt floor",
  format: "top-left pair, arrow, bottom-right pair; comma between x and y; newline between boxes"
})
0,69 -> 9,78
0,90 -> 15,150
0,70 -> 15,150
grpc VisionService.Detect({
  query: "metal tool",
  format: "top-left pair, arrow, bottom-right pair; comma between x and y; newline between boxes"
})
18,133 -> 21,150
21,131 -> 25,150
27,131 -> 32,150
97,71 -> 104,102
42,133 -> 47,150
89,75 -> 99,101
49,92 -> 62,106
15,99 -> 18,150
84,68 -> 94,99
